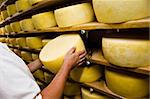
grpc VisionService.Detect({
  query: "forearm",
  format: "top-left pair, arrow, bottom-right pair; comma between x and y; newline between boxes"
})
41,63 -> 70,99
27,59 -> 43,73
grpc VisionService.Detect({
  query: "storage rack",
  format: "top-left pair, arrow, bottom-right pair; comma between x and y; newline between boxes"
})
0,0 -> 149,99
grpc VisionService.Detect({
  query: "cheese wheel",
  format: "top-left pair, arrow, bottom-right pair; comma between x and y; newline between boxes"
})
20,18 -> 35,31
32,12 -> 56,30
102,38 -> 150,68
70,65 -> 102,82
9,38 -> 16,46
44,72 -> 53,84
28,0 -> 43,6
0,14 -> 2,22
105,68 -> 149,98
26,37 -> 42,49
10,21 -> 22,33
6,4 -> 17,17
33,69 -> 45,81
21,51 -> 32,62
42,39 -> 51,47
32,53 -> 39,60
0,37 -> 5,43
81,88 -> 108,99
16,37 -> 27,48
93,0 -> 150,23
13,49 -> 21,57
5,25 -> 13,33
1,10 -> 8,20
15,0 -> 31,12
5,38 -> 9,44
0,27 -> 6,35
64,82 -> 80,96
54,3 -> 94,27
39,34 -> 85,73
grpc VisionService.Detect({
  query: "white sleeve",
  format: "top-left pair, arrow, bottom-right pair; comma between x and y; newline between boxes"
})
0,43 -> 41,99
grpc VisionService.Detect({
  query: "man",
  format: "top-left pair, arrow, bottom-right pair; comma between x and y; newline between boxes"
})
0,42 -> 86,99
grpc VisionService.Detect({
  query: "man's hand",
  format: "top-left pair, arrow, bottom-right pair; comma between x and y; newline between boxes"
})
63,47 -> 87,71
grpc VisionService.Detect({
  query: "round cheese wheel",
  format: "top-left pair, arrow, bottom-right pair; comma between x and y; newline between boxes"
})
6,4 -> 17,17
5,25 -> 13,33
33,69 -> 45,81
26,37 -> 42,49
44,72 -> 53,84
10,21 -> 22,33
21,51 -> 32,62
9,38 -> 16,46
0,14 -> 2,22
81,88 -> 108,99
28,0 -> 43,6
0,27 -> 6,35
1,10 -> 8,20
32,53 -> 39,60
102,38 -> 150,68
32,12 -> 57,30
105,68 -> 149,98
15,0 -> 31,12
70,65 -> 102,83
20,18 -> 35,31
16,37 -> 27,48
39,34 -> 85,73
42,39 -> 51,47
93,0 -> 150,23
0,37 -> 6,43
54,3 -> 94,27
64,82 -> 80,96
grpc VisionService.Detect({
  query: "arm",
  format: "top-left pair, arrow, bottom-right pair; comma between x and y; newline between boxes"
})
41,47 -> 86,99
27,59 -> 43,73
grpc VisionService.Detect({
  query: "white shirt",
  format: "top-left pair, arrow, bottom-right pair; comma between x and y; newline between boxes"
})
0,43 -> 42,99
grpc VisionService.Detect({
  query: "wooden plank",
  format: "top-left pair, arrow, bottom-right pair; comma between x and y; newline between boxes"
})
89,50 -> 150,75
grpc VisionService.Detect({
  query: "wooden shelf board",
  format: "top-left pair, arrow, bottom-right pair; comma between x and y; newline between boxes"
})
89,50 -> 150,75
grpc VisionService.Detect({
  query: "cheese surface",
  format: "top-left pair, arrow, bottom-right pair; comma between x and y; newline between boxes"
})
6,4 -> 17,16
1,10 -> 8,20
33,70 -> 45,81
44,72 -> 53,84
54,3 -> 94,27
20,18 -> 35,31
102,38 -> 150,68
105,68 -> 149,98
21,51 -> 32,62
70,65 -> 102,82
28,0 -> 43,6
32,53 -> 39,60
16,37 -> 27,48
32,12 -> 56,30
81,88 -> 107,99
26,37 -> 42,49
10,21 -> 22,33
39,34 -> 85,73
93,0 -> 149,23
5,25 -> 13,33
15,0 -> 31,12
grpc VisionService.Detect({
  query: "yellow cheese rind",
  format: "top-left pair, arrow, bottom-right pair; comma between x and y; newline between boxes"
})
32,53 -> 39,60
10,21 -> 22,33
21,51 -> 32,62
33,69 -> 45,81
39,34 -> 85,73
93,0 -> 150,23
5,25 -> 13,33
105,68 -> 149,98
1,10 -> 8,20
54,3 -> 94,27
0,27 -> 6,35
6,4 -> 17,17
28,0 -> 43,6
15,0 -> 31,12
20,18 -> 35,31
70,65 -> 102,82
102,38 -> 150,68
64,82 -> 80,96
26,37 -> 42,49
42,39 -> 51,47
0,37 -> 6,43
9,38 -> 16,46
32,12 -> 56,30
81,88 -> 107,99
16,37 -> 27,48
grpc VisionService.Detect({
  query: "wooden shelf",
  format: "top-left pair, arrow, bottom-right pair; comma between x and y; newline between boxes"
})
89,49 -> 150,75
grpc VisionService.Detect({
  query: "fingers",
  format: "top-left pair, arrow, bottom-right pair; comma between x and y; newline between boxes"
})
68,47 -> 76,54
79,51 -> 87,59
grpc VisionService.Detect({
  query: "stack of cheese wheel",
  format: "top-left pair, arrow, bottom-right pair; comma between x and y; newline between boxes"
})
81,88 -> 108,99
5,25 -> 13,34
10,21 -> 22,33
16,37 -> 27,48
0,27 -> 6,35
32,12 -> 56,30
15,0 -> 31,12
39,34 -> 85,73
105,67 -> 149,98
6,4 -> 17,17
63,82 -> 80,96
26,37 -> 42,49
70,65 -> 102,83
93,0 -> 149,23
21,51 -> 32,62
1,10 -> 8,20
0,37 -> 5,43
9,38 -> 16,46
33,69 -> 45,81
20,18 -> 35,31
54,3 -> 94,27
28,0 -> 43,6
102,37 -> 150,68
0,15 -> 2,22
